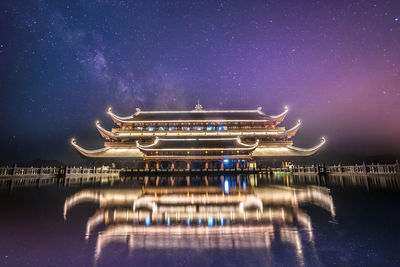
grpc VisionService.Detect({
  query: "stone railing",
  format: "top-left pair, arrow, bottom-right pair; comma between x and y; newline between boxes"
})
0,165 -> 121,178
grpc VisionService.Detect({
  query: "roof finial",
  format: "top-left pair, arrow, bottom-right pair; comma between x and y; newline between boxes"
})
256,106 -> 265,114
194,100 -> 203,111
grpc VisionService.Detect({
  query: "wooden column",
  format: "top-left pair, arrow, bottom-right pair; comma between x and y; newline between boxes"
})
171,162 -> 175,169
156,161 -> 160,169
205,161 -> 208,169
187,161 -> 190,169
145,161 -> 149,169
220,161 -> 224,169
236,161 -> 239,169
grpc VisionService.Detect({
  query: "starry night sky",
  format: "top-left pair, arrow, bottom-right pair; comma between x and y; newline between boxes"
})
0,0 -> 399,164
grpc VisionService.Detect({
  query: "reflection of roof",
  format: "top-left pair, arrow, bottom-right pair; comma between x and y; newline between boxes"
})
93,224 -> 275,261
142,186 -> 252,195
136,137 -> 259,151
63,189 -> 142,218
62,184 -> 336,264
107,106 -> 289,124
64,185 -> 335,219
92,224 -> 306,263
86,207 -> 312,236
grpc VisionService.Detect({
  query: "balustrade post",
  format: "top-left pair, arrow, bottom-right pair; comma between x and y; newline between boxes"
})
12,164 -> 17,176
362,162 -> 367,173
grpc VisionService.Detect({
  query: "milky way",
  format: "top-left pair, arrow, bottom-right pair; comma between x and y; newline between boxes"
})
0,0 -> 399,163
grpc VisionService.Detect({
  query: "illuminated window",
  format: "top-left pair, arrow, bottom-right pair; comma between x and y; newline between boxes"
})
196,126 -> 203,131
206,126 -> 214,131
147,127 -> 154,131
218,126 -> 227,131
158,127 -> 164,131
168,127 -> 174,131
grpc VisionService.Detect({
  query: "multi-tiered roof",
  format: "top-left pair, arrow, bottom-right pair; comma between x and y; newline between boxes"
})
71,104 -> 325,160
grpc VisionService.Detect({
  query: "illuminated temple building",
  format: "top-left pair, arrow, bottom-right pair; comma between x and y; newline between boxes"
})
71,104 -> 325,168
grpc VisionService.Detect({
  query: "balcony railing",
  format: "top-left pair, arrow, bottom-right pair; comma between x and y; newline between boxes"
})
108,129 -> 287,137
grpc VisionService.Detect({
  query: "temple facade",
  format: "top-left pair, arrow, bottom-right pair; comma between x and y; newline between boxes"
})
71,104 -> 325,168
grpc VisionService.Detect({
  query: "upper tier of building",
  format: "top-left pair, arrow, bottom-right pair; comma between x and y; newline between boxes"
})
71,104 -> 326,159
107,105 -> 289,126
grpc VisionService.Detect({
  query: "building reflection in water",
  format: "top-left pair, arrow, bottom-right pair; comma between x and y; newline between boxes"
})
63,175 -> 336,266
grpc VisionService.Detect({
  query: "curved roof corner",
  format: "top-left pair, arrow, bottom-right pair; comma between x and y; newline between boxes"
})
283,120 -> 302,138
287,137 -> 326,156
268,106 -> 289,125
96,121 -> 117,140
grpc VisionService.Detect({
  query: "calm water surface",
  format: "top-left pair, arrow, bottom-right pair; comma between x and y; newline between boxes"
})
1,174 -> 400,267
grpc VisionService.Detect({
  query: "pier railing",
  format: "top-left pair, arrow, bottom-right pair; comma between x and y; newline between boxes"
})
0,161 -> 399,179
0,165 -> 121,178
270,161 -> 400,175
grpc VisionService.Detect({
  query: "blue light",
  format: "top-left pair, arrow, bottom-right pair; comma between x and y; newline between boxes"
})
206,126 -> 213,131
207,216 -> 213,227
167,216 -> 170,226
223,159 -> 229,164
220,216 -> 224,226
147,127 -> 154,131
224,180 -> 229,194
187,216 -> 190,226
198,217 -> 202,225
243,181 -> 247,190
145,216 -> 150,226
